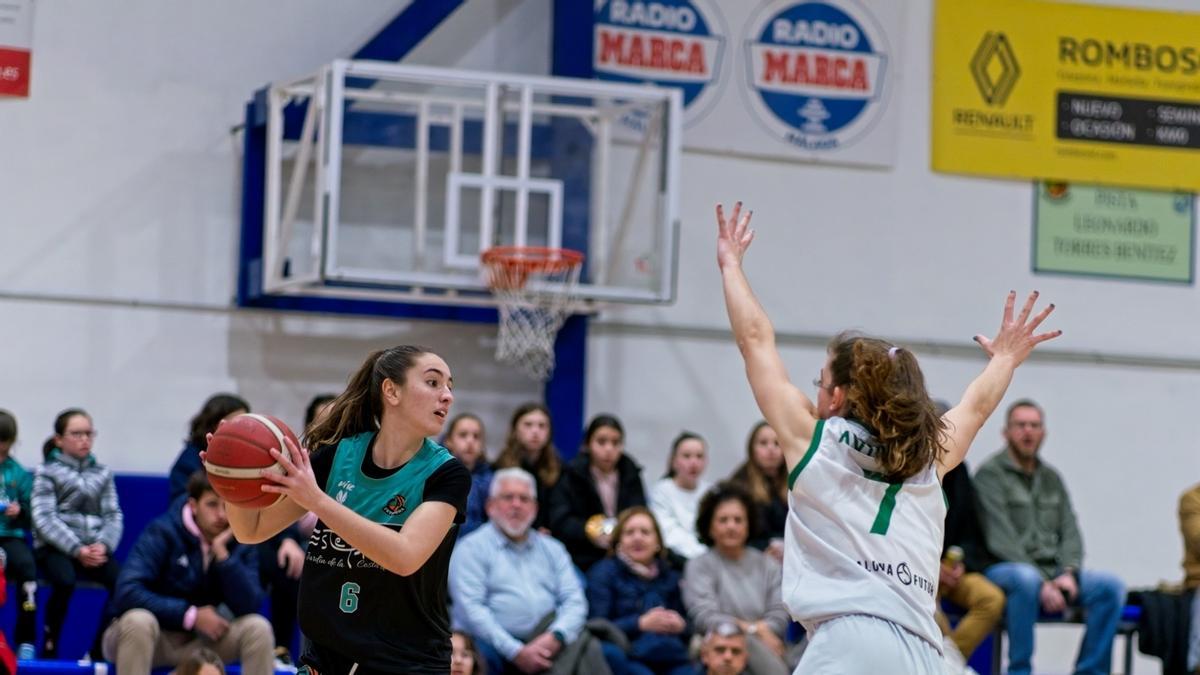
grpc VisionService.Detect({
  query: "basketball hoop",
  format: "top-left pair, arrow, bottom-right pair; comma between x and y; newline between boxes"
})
481,246 -> 584,381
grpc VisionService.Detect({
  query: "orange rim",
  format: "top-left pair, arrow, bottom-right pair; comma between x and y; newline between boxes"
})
481,246 -> 584,273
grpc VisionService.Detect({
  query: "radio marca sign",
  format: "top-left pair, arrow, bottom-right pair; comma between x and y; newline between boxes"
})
0,0 -> 33,97
592,0 -> 903,167
933,0 -> 1200,192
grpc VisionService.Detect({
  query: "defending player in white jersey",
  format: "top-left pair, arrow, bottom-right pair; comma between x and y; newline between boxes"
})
715,202 -> 1061,673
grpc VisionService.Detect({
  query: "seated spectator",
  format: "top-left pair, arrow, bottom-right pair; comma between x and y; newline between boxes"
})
493,403 -> 561,530
0,409 -> 37,658
587,506 -> 692,675
683,483 -> 787,675
936,469 -> 1006,662
167,394 -> 248,501
451,631 -> 486,675
32,408 -> 122,660
443,413 -> 492,538
649,432 -> 712,565
173,646 -> 226,675
303,393 -> 337,433
726,423 -> 786,562
451,468 -> 586,674
698,622 -> 749,675
548,414 -> 647,572
167,394 -> 303,666
102,471 -> 272,674
1178,481 -> 1200,672
974,400 -> 1125,675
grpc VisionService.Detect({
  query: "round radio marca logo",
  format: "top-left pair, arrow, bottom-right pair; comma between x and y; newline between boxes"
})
593,0 -> 726,125
744,0 -> 891,151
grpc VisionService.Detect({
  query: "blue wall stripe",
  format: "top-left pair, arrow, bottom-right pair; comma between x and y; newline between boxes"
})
545,0 -> 595,459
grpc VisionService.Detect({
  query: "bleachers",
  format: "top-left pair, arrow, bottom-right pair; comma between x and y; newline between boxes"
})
18,661 -> 294,675
10,473 -> 1152,674
945,601 -> 1142,675
0,475 -> 169,660
0,473 -> 298,672
988,605 -> 1142,675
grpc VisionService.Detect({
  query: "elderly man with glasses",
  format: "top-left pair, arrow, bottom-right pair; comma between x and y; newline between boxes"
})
450,467 -> 588,674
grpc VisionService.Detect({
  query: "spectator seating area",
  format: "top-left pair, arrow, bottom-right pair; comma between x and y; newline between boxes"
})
944,601 -> 1143,675
0,471 -> 1150,675
0,474 -> 296,675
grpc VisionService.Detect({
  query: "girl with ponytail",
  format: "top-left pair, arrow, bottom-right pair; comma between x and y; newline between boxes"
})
221,345 -> 470,674
716,202 -> 1061,673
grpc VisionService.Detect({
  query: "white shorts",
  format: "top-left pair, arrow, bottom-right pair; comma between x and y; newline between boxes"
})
795,614 -> 943,674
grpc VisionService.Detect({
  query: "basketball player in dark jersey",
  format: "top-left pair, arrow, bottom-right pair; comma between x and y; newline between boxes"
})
221,346 -> 470,674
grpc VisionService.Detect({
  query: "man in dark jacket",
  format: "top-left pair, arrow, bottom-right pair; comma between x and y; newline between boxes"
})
101,472 -> 273,674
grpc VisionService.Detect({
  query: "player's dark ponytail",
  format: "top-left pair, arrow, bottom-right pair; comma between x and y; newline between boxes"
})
304,346 -> 432,448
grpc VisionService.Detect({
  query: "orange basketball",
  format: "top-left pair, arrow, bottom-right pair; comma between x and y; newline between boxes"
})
204,413 -> 301,509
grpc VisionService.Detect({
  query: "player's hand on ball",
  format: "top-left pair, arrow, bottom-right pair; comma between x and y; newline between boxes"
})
260,437 -> 324,511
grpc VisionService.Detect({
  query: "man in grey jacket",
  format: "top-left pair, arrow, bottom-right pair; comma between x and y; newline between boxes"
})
974,400 -> 1125,675
31,409 -> 123,660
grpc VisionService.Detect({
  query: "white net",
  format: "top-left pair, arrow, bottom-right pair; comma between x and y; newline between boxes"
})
482,247 -> 584,381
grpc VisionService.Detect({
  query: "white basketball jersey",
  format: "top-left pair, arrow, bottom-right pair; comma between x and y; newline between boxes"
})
783,416 -> 945,651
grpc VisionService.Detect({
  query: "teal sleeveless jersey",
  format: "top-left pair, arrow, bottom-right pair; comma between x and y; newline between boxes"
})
325,432 -> 448,527
297,431 -> 466,674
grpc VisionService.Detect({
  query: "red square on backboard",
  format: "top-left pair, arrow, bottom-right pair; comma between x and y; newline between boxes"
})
0,47 -> 30,97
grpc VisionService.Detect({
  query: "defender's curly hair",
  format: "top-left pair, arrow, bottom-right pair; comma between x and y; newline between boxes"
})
828,332 -> 947,482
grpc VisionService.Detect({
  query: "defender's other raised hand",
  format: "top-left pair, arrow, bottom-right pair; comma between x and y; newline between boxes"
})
716,202 -> 755,270
974,291 -> 1062,365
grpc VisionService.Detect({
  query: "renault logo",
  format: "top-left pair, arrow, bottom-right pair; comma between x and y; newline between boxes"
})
970,32 -> 1020,106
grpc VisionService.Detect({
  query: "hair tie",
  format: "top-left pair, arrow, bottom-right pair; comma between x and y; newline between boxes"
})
887,346 -> 901,359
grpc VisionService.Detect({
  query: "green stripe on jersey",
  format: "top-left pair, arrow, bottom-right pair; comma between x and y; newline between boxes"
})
788,419 -> 825,490
870,482 -> 903,535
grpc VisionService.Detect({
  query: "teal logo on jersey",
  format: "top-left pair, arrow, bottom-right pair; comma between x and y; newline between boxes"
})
382,493 -> 407,516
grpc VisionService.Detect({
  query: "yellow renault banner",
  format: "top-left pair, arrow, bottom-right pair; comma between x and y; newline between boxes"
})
933,0 -> 1200,192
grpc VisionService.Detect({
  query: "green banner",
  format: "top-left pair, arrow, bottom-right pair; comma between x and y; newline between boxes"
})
1033,182 -> 1194,283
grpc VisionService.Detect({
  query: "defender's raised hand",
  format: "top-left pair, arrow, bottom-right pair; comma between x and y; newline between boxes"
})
974,290 -> 1062,364
716,202 -> 755,270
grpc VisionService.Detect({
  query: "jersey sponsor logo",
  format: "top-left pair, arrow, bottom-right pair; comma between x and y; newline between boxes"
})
335,479 -> 355,504
855,558 -> 936,597
744,0 -> 891,151
306,524 -> 386,572
382,493 -> 407,516
594,0 -> 728,127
